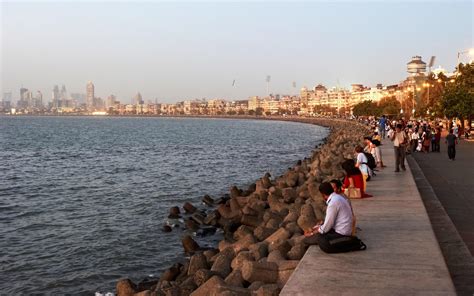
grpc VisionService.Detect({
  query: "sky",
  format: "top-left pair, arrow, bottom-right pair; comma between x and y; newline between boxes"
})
1,1 -> 473,103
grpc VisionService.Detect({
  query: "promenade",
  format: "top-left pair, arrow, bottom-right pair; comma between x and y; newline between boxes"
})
409,136 -> 474,295
280,138 -> 456,295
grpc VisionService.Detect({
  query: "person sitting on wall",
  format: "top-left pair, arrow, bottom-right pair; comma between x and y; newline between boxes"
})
302,182 -> 366,253
341,159 -> 372,198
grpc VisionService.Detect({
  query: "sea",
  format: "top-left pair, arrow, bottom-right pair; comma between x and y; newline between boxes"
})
0,116 -> 328,295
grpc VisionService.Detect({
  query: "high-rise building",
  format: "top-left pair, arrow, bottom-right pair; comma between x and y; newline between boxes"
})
106,94 -> 116,110
1,92 -> 12,111
86,81 -> 95,111
60,85 -> 67,107
35,91 -> 43,108
133,92 -> 143,105
52,85 -> 60,108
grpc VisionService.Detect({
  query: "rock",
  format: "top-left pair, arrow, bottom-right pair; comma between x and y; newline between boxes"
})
183,202 -> 197,214
224,269 -> 244,287
267,195 -> 287,213
182,235 -> 200,254
203,211 -> 220,226
202,195 -> 214,206
190,275 -> 225,296
254,226 -> 276,241
211,253 -> 232,278
193,269 -> 216,287
218,240 -> 233,252
267,249 -> 285,263
168,206 -> 181,219
282,188 -> 297,203
277,261 -> 300,288
217,204 -> 240,219
241,261 -> 279,284
188,253 -> 209,275
133,290 -> 154,296
179,276 -> 197,295
203,249 -> 219,263
241,214 -> 261,228
214,285 -> 251,296
159,263 -> 182,283
285,221 -> 303,236
248,242 -> 268,261
248,281 -> 265,291
255,284 -> 280,296
137,278 -> 158,292
247,199 -> 267,212
265,218 -> 280,230
190,213 -> 206,225
284,171 -> 299,187
297,204 -> 317,232
264,228 -> 290,245
185,219 -> 199,231
231,250 -> 254,270
230,186 -> 241,199
287,242 -> 307,260
229,198 -> 242,213
233,225 -> 254,241
116,279 -> 137,296
241,205 -> 258,216
233,234 -> 256,253
268,239 -> 291,257
162,225 -> 172,232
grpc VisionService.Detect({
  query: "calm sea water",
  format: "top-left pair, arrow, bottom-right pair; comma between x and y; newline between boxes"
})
0,116 -> 328,295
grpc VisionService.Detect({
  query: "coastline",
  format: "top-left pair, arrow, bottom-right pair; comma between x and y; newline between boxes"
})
114,117 -> 371,296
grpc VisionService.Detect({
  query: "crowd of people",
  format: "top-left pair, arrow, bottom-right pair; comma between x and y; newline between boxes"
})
302,115 -> 468,254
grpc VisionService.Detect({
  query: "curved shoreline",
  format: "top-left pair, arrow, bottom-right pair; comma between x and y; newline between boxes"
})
112,117 -> 371,296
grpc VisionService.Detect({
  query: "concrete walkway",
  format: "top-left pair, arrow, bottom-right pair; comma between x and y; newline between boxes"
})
280,139 -> 456,296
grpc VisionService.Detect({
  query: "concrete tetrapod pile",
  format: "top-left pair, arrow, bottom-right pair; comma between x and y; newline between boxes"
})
115,118 -> 371,296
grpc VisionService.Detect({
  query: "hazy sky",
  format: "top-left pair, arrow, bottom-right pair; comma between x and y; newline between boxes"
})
1,1 -> 473,103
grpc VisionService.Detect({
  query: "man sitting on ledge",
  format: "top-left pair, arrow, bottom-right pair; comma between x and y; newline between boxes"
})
303,182 -> 366,253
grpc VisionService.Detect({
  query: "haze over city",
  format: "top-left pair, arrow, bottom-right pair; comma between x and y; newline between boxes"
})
1,1 -> 473,103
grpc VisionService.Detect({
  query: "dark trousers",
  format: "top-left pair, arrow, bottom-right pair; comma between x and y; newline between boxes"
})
448,145 -> 456,159
303,230 -> 362,253
394,146 -> 406,170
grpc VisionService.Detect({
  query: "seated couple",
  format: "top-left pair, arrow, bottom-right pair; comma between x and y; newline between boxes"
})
303,182 -> 366,253
342,159 -> 372,198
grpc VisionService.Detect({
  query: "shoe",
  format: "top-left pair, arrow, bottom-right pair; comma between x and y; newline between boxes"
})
394,169 -> 400,172
401,167 -> 406,171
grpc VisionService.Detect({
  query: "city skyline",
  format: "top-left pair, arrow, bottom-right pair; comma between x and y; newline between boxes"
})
1,1 -> 473,102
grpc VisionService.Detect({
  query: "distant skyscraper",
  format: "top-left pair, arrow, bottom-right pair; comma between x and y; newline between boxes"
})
86,81 -> 95,111
20,87 -> 28,100
52,85 -> 60,108
106,94 -> 117,109
36,91 -> 43,108
133,92 -> 143,105
1,92 -> 12,111
60,85 -> 67,107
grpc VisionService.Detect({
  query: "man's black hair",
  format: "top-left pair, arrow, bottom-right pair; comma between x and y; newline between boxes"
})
330,179 -> 343,188
319,182 -> 334,196
396,123 -> 403,129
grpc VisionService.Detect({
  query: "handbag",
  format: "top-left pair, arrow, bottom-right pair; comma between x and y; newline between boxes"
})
344,186 -> 362,199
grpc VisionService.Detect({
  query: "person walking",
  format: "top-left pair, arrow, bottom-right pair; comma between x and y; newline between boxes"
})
379,115 -> 387,139
390,123 -> 408,172
445,129 -> 458,160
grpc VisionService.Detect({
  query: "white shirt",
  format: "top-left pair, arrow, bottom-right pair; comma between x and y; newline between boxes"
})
392,130 -> 407,147
356,152 -> 369,175
319,193 -> 353,236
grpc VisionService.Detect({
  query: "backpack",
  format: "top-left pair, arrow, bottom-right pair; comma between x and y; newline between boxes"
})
363,152 -> 377,170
